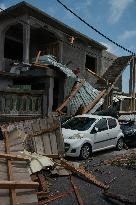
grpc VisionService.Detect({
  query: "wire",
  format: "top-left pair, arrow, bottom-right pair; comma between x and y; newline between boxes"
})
56,0 -> 136,56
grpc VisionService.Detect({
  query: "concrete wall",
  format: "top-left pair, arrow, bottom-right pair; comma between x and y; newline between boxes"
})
0,77 -> 13,89
61,37 -> 103,85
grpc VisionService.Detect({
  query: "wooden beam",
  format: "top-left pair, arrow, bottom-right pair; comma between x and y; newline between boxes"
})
119,111 -> 136,115
32,63 -> 49,69
35,51 -> 41,63
82,89 -> 106,114
38,189 -> 74,205
86,68 -> 106,82
37,173 -> 48,192
60,159 -> 108,190
70,176 -> 85,205
56,79 -> 85,113
0,153 -> 30,161
4,131 -> 16,205
0,181 -> 39,189
28,124 -> 60,137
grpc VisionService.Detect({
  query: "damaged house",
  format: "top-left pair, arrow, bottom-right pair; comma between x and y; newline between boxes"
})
0,2 -> 136,205
0,1 -> 134,120
0,1 -> 127,119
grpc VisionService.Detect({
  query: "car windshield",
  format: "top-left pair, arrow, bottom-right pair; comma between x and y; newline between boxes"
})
62,117 -> 96,131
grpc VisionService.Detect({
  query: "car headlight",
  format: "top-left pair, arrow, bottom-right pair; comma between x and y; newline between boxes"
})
69,133 -> 84,139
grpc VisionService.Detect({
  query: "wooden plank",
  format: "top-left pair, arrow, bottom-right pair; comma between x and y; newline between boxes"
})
42,133 -> 52,155
82,89 -> 106,114
35,51 -> 41,63
0,153 -> 30,161
56,79 -> 85,113
70,176 -> 85,205
60,159 -> 109,190
33,136 -> 44,155
47,116 -> 58,155
49,134 -> 58,155
37,173 -> 48,192
86,68 -> 106,82
0,181 -> 39,189
4,131 -> 16,205
38,189 -> 74,205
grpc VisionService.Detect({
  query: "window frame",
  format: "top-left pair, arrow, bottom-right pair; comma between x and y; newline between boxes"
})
107,118 -> 117,129
95,118 -> 108,132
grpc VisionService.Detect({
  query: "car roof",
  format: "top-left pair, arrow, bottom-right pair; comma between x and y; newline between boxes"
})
75,114 -> 116,120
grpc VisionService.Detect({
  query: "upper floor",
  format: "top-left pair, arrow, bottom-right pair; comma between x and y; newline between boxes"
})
0,1 -> 115,83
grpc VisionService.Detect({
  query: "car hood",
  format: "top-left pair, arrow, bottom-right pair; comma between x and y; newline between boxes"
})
62,128 -> 88,139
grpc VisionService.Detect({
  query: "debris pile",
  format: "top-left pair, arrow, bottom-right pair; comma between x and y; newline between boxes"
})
0,115 -> 111,205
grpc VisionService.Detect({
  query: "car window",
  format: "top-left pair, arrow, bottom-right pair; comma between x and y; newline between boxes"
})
108,118 -> 117,129
95,119 -> 108,132
62,117 -> 96,131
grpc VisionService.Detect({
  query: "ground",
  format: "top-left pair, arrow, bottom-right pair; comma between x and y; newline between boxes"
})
48,147 -> 136,205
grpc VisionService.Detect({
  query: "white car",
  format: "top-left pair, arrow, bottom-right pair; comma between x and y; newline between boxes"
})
62,114 -> 124,159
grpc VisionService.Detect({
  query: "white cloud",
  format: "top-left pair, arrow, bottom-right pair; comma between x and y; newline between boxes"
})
119,30 -> 136,40
100,42 -> 118,54
0,3 -> 6,11
108,0 -> 134,23
64,0 -> 92,20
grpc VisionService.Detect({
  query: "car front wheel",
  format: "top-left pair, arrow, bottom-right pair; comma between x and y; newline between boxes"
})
116,138 -> 124,150
80,143 -> 92,160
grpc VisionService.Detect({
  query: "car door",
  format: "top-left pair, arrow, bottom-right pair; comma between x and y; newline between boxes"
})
107,118 -> 118,146
93,118 -> 110,151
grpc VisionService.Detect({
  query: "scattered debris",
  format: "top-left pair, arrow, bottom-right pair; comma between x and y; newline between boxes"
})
38,189 -> 74,205
103,152 -> 136,169
60,159 -> 109,190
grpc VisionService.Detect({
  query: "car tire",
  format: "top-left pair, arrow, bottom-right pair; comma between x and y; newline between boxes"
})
116,138 -> 124,150
80,143 -> 92,160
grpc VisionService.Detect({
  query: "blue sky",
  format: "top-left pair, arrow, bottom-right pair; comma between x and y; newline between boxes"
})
0,0 -> 136,92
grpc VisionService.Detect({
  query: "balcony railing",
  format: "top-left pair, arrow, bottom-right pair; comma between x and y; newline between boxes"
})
0,89 -> 44,120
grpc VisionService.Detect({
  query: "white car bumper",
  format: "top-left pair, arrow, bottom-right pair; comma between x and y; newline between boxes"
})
64,138 -> 88,157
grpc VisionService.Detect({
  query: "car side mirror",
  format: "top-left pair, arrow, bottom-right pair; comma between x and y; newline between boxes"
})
91,127 -> 98,134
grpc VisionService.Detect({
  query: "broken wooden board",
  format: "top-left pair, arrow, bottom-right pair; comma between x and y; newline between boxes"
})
60,159 -> 109,190
0,130 -> 38,205
4,115 -> 64,158
56,79 -> 85,113
82,89 -> 106,114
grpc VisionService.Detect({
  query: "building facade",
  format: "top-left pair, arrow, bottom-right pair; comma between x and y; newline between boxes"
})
0,1 -> 118,117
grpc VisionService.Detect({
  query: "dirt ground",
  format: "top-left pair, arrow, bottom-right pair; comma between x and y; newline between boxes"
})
48,147 -> 136,205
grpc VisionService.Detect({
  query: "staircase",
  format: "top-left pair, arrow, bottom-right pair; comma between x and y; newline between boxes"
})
96,55 -> 133,92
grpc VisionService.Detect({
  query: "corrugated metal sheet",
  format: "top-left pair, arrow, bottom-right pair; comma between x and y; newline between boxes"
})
35,55 -> 76,78
67,81 -> 102,115
35,55 -> 103,115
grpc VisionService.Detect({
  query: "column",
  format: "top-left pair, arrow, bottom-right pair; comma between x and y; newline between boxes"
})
23,21 -> 30,64
47,77 -> 54,114
0,29 -> 5,70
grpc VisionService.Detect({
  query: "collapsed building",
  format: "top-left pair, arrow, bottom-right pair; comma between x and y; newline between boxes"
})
0,1 -> 131,120
0,2 -> 136,204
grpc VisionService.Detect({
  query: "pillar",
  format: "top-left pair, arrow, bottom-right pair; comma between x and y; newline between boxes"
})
47,77 -> 54,114
23,21 -> 30,64
0,28 -> 5,70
